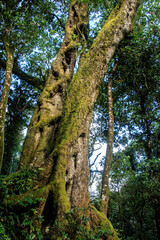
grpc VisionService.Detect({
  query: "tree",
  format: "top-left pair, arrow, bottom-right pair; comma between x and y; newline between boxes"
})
0,0 -> 51,171
0,29 -> 14,170
87,0 -> 159,238
93,0 -> 160,237
0,0 -> 142,239
100,63 -> 117,214
1,80 -> 39,175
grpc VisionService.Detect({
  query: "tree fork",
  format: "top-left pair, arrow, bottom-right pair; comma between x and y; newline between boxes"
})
49,0 -> 142,211
19,0 -> 89,184
38,1 -> 142,235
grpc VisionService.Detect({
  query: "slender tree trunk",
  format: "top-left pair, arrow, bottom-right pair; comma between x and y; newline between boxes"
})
5,0 -> 141,237
0,29 -> 14,172
100,64 -> 116,215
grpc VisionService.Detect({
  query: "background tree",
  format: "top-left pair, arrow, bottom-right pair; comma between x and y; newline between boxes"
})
100,63 -> 117,214
0,0 -> 63,171
1,80 -> 39,175
0,28 -> 14,170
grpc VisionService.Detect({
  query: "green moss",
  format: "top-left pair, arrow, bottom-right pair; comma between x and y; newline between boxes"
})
49,205 -> 119,239
4,168 -> 38,196
0,131 -> 4,171
88,206 -> 119,240
0,44 -> 14,172
50,149 -> 71,217
39,78 -> 65,100
32,113 -> 61,129
3,182 -> 49,206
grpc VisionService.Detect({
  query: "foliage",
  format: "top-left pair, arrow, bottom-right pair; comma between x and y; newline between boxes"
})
89,0 -> 160,239
108,158 -> 160,240
52,207 -> 113,240
91,0 -> 160,146
0,222 -> 11,240
1,79 -> 39,175
0,174 -> 44,240
5,168 -> 38,195
0,0 -> 65,68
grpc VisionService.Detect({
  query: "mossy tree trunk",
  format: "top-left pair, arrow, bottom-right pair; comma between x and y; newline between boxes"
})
20,0 -> 88,178
0,29 -> 14,172
5,0 -> 141,238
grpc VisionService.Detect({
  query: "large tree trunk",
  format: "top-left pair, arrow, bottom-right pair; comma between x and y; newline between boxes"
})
4,0 -> 141,238
0,29 -> 14,172
20,0 -> 88,174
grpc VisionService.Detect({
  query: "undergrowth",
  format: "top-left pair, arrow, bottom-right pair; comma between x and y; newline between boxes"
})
0,170 -> 44,240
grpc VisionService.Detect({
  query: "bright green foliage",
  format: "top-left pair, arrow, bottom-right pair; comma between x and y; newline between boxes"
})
0,222 -> 11,240
0,0 -> 67,77
5,168 -> 38,195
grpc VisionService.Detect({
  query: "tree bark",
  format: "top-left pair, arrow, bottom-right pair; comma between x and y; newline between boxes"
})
100,64 -> 116,215
4,0 -> 141,238
19,0 -> 89,179
0,29 -> 14,172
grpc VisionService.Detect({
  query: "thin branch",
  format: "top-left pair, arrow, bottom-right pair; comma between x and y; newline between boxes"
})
52,13 -> 65,30
89,152 -> 101,168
